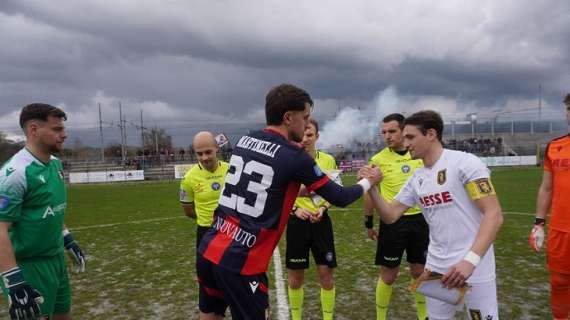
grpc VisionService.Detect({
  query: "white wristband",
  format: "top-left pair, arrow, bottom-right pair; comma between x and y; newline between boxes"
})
357,178 -> 372,193
463,250 -> 481,266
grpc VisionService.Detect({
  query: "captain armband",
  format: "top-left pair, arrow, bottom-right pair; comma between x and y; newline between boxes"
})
465,178 -> 496,201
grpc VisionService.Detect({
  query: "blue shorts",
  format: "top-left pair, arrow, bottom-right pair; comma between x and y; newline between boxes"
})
196,254 -> 269,320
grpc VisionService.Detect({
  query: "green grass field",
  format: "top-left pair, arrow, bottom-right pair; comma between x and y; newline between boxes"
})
0,167 -> 552,319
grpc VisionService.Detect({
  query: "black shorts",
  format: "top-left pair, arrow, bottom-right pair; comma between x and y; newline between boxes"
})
375,213 -> 429,268
196,254 -> 270,320
286,211 -> 337,269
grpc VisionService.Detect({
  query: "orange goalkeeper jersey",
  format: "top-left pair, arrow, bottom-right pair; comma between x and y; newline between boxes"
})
544,134 -> 570,232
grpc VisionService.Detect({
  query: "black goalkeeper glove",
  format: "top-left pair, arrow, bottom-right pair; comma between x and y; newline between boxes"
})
63,229 -> 86,274
1,267 -> 44,320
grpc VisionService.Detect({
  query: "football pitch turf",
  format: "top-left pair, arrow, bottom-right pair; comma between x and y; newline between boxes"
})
0,166 -> 552,319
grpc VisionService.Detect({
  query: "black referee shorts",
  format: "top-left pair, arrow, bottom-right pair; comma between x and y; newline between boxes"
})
375,213 -> 429,268
286,211 -> 337,269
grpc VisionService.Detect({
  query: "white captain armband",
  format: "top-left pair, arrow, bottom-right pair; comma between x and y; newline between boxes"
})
465,178 -> 496,200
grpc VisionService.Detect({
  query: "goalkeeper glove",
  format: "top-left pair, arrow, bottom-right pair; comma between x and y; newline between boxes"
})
528,217 -> 545,252
63,229 -> 86,273
1,267 -> 44,320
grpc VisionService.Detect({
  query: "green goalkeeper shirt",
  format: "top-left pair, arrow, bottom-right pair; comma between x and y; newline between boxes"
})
0,148 -> 66,260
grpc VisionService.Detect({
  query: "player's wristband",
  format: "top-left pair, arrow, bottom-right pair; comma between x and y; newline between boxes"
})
364,215 -> 373,229
463,251 -> 481,267
534,217 -> 546,226
357,178 -> 372,193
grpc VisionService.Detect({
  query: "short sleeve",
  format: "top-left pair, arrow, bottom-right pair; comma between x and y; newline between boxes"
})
179,175 -> 194,204
0,167 -> 26,221
458,153 -> 490,185
395,174 -> 418,207
543,143 -> 553,172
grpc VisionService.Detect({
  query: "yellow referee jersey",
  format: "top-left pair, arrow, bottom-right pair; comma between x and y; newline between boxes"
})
295,150 -> 339,213
180,161 -> 229,227
369,148 -> 423,215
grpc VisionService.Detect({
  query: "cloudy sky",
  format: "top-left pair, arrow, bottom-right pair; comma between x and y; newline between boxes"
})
0,0 -> 569,147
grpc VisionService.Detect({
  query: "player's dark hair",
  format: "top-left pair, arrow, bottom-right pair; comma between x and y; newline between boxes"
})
404,110 -> 444,142
308,118 -> 319,134
564,93 -> 570,105
20,103 -> 67,129
382,113 -> 405,129
265,84 -> 313,125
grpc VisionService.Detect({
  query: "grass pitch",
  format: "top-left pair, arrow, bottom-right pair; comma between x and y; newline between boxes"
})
0,167 -> 552,319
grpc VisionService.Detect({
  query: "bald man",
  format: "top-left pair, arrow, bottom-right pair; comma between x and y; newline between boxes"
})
180,132 -> 229,248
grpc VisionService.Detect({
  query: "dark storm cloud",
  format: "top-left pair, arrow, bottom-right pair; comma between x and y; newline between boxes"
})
0,0 -> 569,145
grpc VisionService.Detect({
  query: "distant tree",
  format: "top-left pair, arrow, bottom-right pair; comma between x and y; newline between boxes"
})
0,131 -> 23,164
142,128 -> 172,152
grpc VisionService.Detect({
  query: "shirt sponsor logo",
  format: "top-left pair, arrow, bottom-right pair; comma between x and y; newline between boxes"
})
437,169 -> 446,185
5,167 -> 15,177
42,203 -> 66,219
0,196 -> 10,210
552,158 -> 570,169
419,191 -> 453,207
401,165 -> 411,173
211,182 -> 221,191
212,216 -> 257,248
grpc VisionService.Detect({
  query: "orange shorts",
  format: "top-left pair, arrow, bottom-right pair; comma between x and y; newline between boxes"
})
547,228 -> 570,274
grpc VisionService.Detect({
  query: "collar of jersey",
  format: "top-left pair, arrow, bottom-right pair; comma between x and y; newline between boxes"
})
24,147 -> 49,166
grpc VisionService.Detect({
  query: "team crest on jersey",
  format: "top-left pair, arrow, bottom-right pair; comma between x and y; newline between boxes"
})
211,182 -> 221,191
468,309 -> 482,320
418,177 -> 424,186
5,167 -> 15,176
475,178 -> 493,194
401,165 -> 410,173
437,169 -> 446,185
58,170 -> 64,180
0,196 -> 9,210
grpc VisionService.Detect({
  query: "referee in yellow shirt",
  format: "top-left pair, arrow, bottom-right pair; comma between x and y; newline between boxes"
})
180,131 -> 229,249
363,113 -> 428,320
286,118 -> 341,320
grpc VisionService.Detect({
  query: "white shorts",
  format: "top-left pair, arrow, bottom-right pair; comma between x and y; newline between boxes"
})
426,280 -> 498,320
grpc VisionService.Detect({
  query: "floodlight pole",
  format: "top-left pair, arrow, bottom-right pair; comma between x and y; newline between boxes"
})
98,103 -> 105,161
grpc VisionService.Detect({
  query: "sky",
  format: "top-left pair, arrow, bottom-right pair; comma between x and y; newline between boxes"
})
0,0 -> 569,148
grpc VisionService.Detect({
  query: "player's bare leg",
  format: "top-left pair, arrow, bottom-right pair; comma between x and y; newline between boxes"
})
53,313 -> 71,320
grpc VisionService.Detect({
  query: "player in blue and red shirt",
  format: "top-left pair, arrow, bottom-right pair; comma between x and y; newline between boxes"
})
197,84 -> 381,320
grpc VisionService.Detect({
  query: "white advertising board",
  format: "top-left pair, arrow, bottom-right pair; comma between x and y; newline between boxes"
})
174,164 -> 195,179
69,170 -> 145,184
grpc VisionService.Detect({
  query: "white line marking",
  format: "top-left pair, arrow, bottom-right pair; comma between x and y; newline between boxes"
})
272,247 -> 290,320
72,216 -> 184,231
71,210 -> 533,232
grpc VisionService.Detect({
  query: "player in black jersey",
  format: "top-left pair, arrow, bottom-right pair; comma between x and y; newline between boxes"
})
197,84 -> 381,320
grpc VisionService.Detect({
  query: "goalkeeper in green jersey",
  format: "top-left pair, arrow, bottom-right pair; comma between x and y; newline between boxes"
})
0,104 -> 85,320
363,113 -> 428,320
